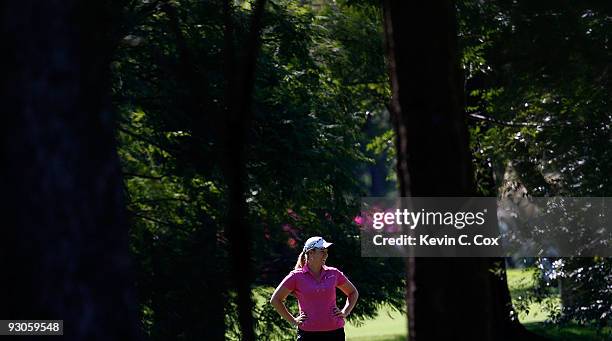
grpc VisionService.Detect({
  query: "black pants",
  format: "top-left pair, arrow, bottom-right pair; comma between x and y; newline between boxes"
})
296,327 -> 345,341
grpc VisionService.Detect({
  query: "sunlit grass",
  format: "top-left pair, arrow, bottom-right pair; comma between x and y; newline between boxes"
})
347,335 -> 406,341
506,268 -> 559,323
345,305 -> 406,340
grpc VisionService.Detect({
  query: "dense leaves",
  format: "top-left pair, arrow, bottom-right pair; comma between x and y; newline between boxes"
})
112,0 -> 402,339
459,0 -> 611,330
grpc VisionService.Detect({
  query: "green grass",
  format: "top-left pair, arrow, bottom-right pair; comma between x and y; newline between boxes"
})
506,268 -> 559,324
347,335 -> 406,341
345,305 -> 406,340
506,268 -> 611,340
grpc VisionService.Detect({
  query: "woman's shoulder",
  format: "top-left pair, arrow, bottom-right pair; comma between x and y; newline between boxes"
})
323,265 -> 343,273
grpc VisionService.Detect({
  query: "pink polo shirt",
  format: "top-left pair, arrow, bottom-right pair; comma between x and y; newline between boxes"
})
280,264 -> 349,331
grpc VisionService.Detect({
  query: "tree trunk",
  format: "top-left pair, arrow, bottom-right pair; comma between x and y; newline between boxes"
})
221,0 -> 267,340
382,1 -> 547,340
0,1 -> 141,340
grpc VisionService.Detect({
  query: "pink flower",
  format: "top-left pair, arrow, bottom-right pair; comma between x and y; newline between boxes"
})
287,238 -> 297,248
353,216 -> 364,225
282,223 -> 292,232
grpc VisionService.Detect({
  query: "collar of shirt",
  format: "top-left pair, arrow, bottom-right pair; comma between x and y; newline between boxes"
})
300,264 -> 330,275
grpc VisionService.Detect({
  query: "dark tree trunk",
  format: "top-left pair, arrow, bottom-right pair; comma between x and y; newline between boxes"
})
0,1 -> 141,341
221,0 -> 267,340
382,1 -> 547,340
191,217 -> 227,340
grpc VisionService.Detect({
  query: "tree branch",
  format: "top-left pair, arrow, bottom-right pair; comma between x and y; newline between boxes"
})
467,112 -> 569,127
116,126 -> 176,155
122,172 -> 165,180
131,212 -> 191,234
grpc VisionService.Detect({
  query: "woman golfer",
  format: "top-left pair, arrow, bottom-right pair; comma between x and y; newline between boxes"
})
270,236 -> 359,340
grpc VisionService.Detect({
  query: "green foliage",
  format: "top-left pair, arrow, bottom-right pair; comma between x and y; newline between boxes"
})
366,130 -> 394,160
112,0 -> 401,339
531,258 -> 611,328
459,0 -> 611,331
507,269 -> 611,340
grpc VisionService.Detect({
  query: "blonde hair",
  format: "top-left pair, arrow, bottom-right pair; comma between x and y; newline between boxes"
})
294,251 -> 307,270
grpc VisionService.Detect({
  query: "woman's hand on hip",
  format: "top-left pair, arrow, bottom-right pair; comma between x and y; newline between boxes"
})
293,312 -> 308,326
332,307 -> 347,319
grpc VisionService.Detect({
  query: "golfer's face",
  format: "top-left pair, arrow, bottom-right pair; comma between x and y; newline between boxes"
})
312,248 -> 328,263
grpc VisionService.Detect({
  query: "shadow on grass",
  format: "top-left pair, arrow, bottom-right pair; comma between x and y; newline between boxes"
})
524,322 -> 612,341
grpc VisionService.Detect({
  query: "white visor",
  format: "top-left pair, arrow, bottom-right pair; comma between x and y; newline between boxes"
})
303,236 -> 333,252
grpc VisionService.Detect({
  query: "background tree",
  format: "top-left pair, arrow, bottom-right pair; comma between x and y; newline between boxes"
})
459,0 -> 611,330
0,1 -> 142,340
382,1 -> 547,340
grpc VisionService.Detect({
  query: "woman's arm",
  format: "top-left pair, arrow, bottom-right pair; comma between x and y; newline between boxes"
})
337,279 -> 359,317
269,285 -> 307,326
